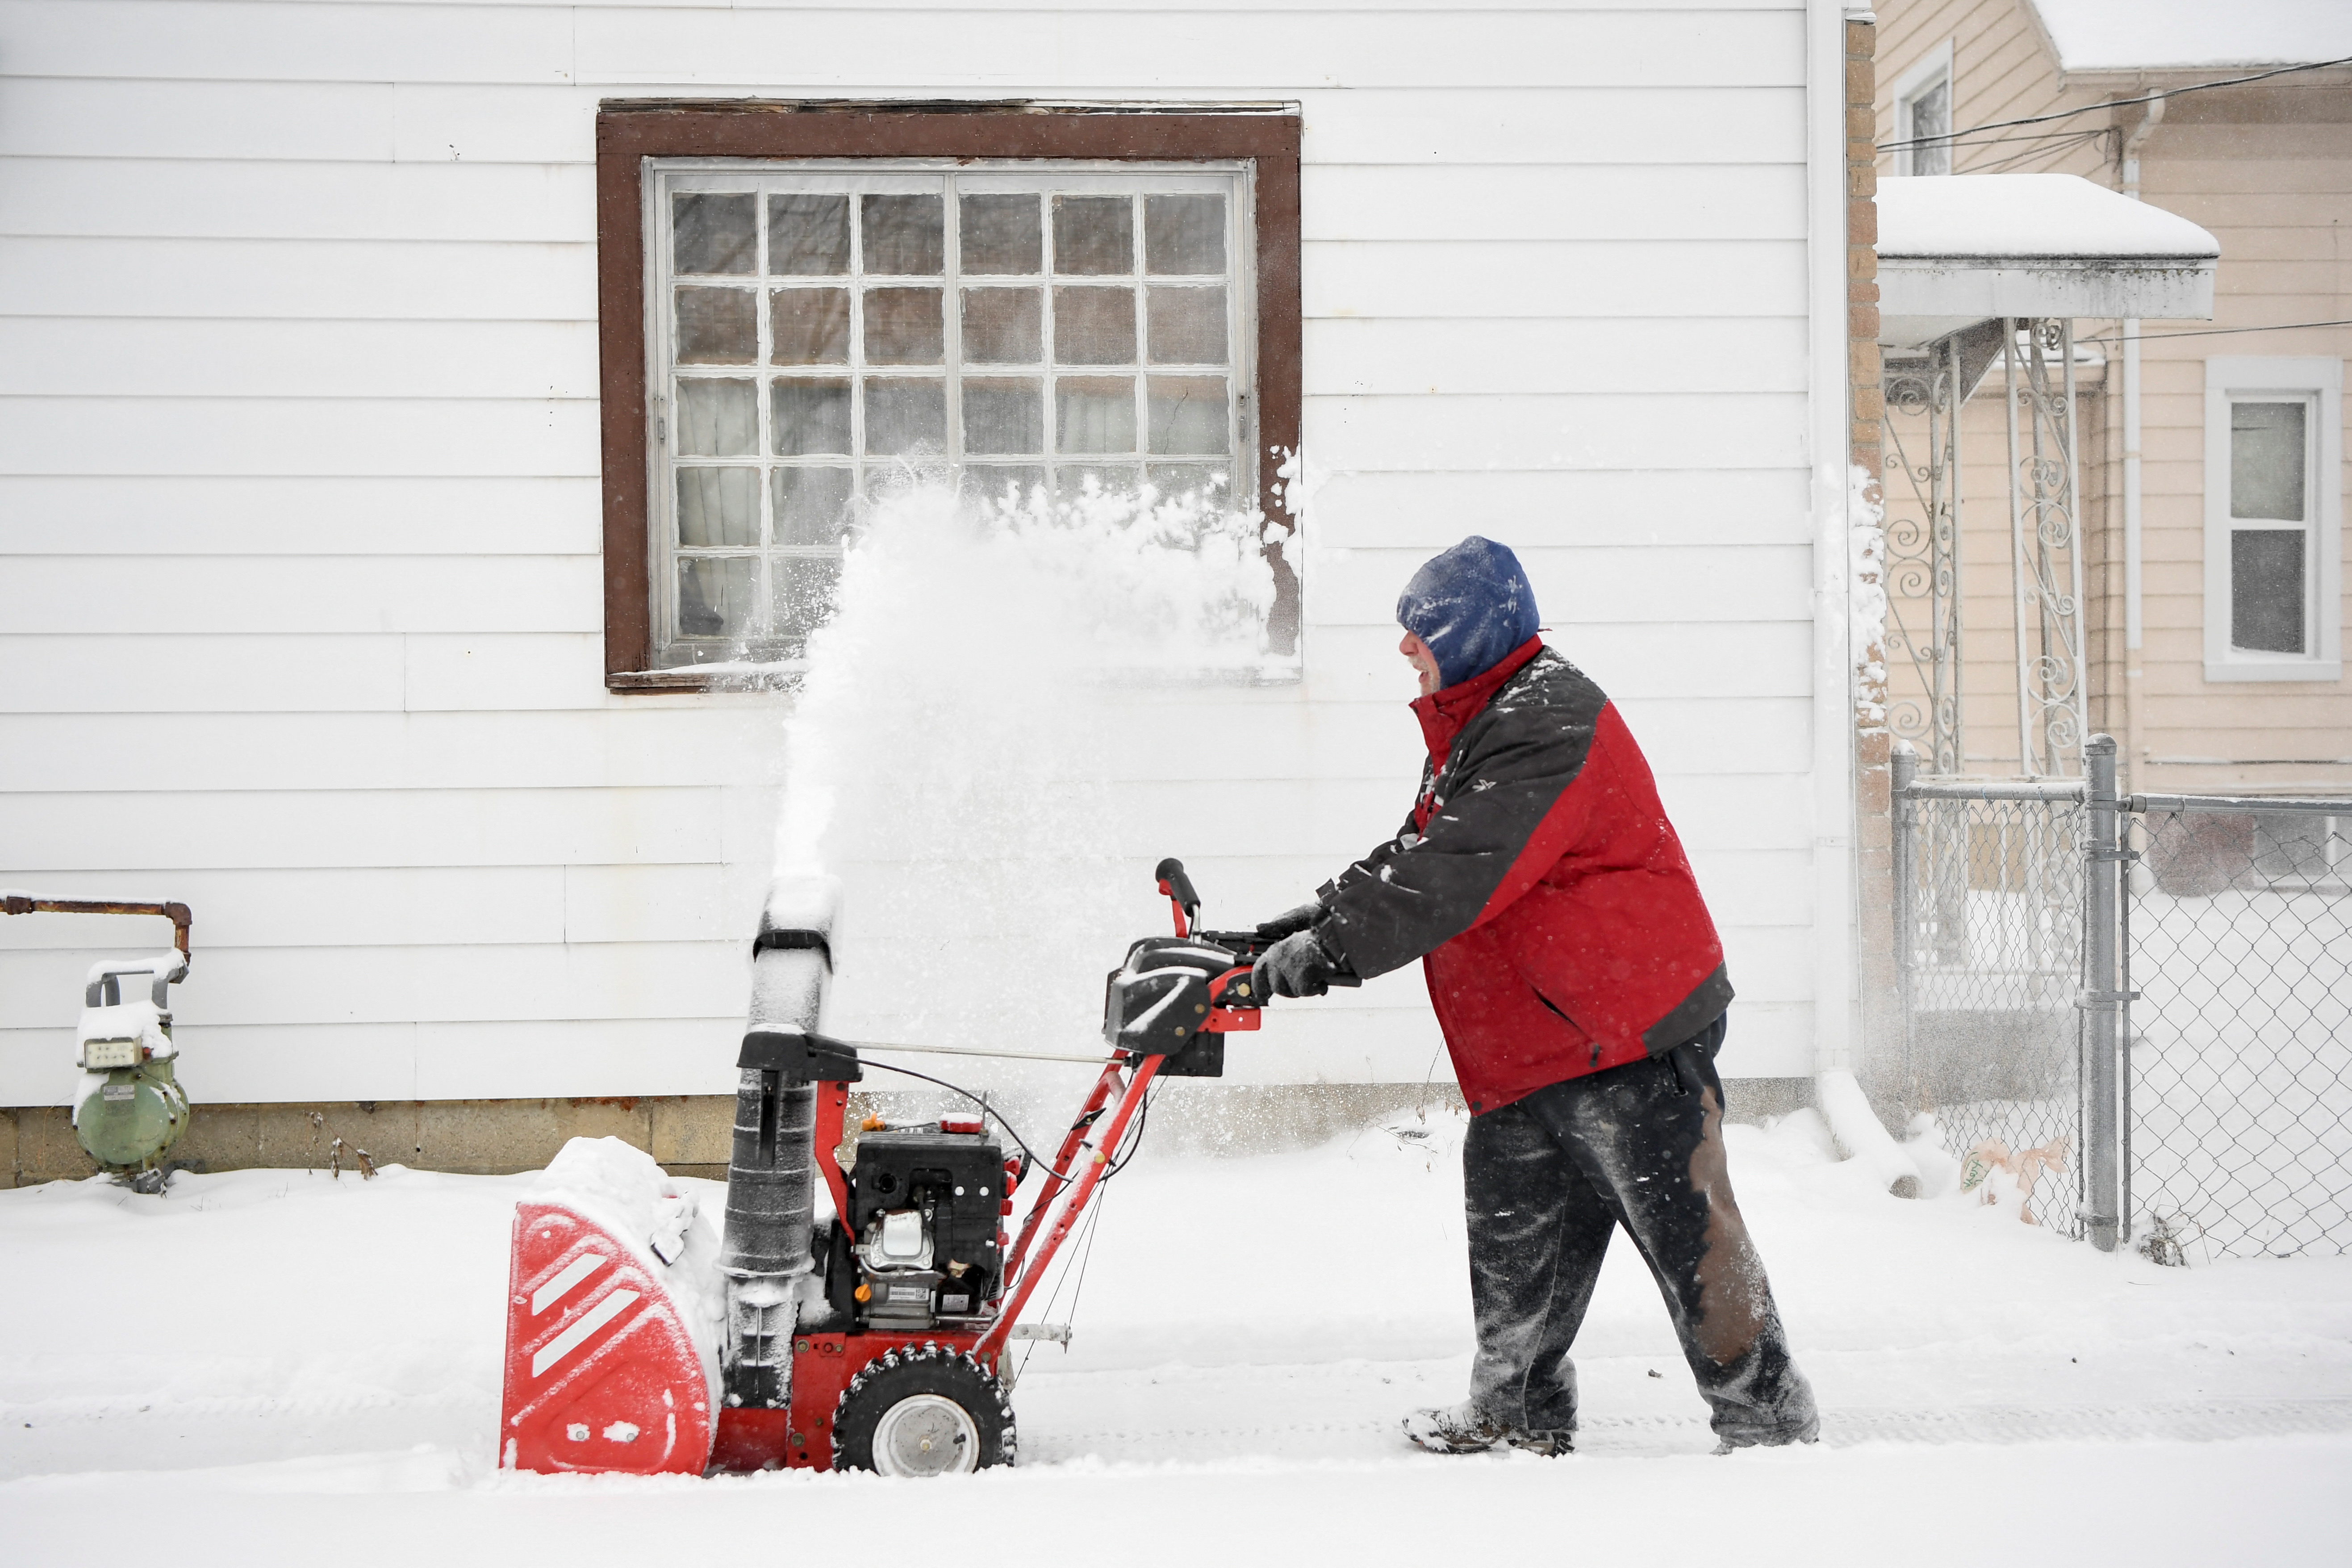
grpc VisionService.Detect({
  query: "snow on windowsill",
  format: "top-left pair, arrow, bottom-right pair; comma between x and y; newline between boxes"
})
611,653 -> 1305,694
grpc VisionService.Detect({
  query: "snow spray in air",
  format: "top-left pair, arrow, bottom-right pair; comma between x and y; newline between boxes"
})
772,474 -> 1278,1108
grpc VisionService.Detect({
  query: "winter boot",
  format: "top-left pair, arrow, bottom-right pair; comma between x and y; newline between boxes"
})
1403,1402 -> 1571,1457
1710,1411 -> 1821,1455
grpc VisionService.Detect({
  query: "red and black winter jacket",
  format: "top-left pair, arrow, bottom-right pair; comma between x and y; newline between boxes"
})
1316,636 -> 1732,1114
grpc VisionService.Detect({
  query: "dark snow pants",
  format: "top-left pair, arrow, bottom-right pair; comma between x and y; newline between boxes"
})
1462,1017 -> 1818,1447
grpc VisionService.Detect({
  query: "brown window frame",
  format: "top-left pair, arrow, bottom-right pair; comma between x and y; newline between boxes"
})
596,100 -> 1302,692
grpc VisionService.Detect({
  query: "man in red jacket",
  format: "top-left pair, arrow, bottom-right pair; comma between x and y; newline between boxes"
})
1253,536 -> 1817,1457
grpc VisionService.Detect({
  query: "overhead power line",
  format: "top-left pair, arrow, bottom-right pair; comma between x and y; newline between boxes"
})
2077,318 -> 2352,346
1963,127 -> 2110,176
1879,54 -> 2352,152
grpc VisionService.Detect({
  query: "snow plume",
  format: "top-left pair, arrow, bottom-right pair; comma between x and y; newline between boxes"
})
1848,463 -> 1888,732
771,474 -> 1276,1110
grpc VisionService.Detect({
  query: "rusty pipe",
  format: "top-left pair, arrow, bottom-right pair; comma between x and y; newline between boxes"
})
0,896 -> 193,962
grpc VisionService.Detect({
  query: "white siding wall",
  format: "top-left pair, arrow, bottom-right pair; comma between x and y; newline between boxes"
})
0,0 -> 1828,1103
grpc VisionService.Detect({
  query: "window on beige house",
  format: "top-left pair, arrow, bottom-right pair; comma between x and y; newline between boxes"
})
1890,42 -> 1955,178
2204,357 -> 2344,683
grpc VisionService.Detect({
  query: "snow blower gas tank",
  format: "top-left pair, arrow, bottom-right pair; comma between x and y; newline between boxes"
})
843,1119 -> 1007,1325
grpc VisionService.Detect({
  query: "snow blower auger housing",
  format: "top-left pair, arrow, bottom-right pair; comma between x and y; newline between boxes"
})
499,860 -> 1293,1478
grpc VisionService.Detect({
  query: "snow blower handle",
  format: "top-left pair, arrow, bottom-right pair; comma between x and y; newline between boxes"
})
1154,857 -> 1203,937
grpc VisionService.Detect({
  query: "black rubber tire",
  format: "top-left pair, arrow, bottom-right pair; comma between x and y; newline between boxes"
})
830,1345 -> 1017,1475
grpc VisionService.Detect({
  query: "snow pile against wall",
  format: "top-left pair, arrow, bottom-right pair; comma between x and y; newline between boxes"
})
771,480 -> 1274,1104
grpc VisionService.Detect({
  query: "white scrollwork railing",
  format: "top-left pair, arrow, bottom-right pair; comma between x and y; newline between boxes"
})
1881,337 -> 1964,775
2003,319 -> 2089,779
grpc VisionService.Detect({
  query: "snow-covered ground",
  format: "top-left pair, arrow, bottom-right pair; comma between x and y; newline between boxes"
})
4,1108 -> 2349,1564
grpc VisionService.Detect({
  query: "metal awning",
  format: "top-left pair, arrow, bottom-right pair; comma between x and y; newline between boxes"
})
1876,174 -> 2219,347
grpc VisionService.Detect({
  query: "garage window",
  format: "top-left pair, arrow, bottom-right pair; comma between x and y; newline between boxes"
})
597,105 -> 1300,690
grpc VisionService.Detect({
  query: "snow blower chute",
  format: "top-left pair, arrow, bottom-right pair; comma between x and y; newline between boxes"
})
499,859 -> 1337,1476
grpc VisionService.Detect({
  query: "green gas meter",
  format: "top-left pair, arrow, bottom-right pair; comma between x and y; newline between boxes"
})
2,895 -> 194,1192
75,953 -> 193,1183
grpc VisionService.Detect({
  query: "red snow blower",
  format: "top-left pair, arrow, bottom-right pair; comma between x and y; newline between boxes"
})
499,859 -> 1323,1477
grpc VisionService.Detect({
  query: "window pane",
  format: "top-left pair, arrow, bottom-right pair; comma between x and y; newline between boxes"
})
674,192 -> 755,276
1054,286 -> 1136,365
961,193 -> 1043,274
772,467 -> 856,548
768,194 -> 851,276
771,288 -> 850,365
1057,464 -> 1142,498
1908,79 -> 1951,177
675,378 -> 757,456
963,377 -> 1044,456
677,466 -> 759,547
2231,530 -> 2307,653
864,377 -> 947,455
676,286 -> 757,365
1056,376 -> 1136,454
1147,376 -> 1229,455
862,194 -> 944,276
962,464 -> 1046,515
678,556 -> 759,640
2231,401 -> 2306,521
1147,464 -> 1231,506
1054,195 -> 1133,275
1145,195 -> 1226,274
963,288 -> 1043,364
864,287 -> 944,365
772,378 -> 852,456
1146,285 -> 1227,365
770,556 -> 842,659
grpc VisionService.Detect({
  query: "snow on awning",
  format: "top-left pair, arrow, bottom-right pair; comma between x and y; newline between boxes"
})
1877,174 -> 2219,348
2029,0 -> 2352,74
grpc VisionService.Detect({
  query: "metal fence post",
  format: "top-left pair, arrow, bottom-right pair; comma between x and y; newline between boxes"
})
1891,742 -> 1918,1104
2082,733 -> 2122,1252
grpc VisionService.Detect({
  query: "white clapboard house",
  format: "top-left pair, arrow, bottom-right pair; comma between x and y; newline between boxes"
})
0,0 -> 1872,1177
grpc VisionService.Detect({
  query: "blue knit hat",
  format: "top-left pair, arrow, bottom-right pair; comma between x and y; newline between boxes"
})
1395,537 -> 1542,690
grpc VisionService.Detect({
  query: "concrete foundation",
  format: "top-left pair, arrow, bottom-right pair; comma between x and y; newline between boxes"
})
4,1077 -> 1819,1188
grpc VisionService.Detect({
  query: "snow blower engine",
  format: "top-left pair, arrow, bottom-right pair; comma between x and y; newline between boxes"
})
497,859 -> 1332,1477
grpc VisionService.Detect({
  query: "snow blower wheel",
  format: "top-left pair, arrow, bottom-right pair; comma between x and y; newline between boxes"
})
831,1347 -> 1015,1476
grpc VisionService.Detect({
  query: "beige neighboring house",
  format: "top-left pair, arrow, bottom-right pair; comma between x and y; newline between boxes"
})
1871,0 -> 2352,794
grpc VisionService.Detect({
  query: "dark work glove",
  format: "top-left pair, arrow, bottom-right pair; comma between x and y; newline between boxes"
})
1254,901 -> 1325,941
1253,929 -> 1351,999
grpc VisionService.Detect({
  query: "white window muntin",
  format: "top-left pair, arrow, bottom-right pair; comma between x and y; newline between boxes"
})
2203,356 -> 2344,683
1888,41 -> 1955,179
645,159 -> 1256,668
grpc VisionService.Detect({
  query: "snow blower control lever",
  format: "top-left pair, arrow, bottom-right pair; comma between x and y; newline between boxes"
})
500,857 -> 1316,1478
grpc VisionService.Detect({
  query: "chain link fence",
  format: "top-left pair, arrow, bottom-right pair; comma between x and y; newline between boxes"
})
1893,775 -> 2087,1238
1893,750 -> 2352,1259
2127,803 -> 2352,1260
